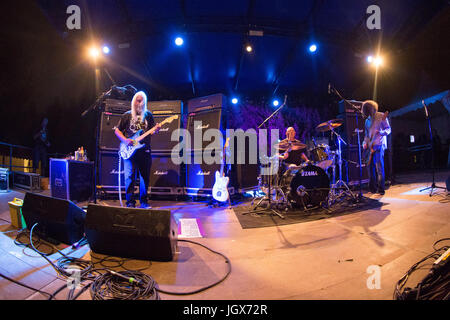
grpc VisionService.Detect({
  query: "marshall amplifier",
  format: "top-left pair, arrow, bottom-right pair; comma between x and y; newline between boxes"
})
50,159 -> 94,203
151,113 -> 183,153
98,151 -> 126,192
184,151 -> 234,197
148,100 -> 183,115
103,98 -> 130,114
337,100 -> 365,147
187,108 -> 223,152
149,154 -> 183,195
187,93 -> 227,113
99,112 -> 122,151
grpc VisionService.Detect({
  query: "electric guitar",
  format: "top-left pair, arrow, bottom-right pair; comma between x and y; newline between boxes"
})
118,115 -> 178,160
364,111 -> 389,167
212,137 -> 230,202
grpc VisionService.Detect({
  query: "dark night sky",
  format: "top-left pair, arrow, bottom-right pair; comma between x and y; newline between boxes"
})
0,1 -> 449,161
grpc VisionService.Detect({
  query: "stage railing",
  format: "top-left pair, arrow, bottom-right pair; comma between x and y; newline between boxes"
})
0,141 -> 64,173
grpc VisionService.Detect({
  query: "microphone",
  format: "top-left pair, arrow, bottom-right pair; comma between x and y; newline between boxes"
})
422,100 -> 429,118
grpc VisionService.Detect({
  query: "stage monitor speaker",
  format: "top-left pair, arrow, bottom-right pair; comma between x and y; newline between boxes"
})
150,114 -> 182,153
148,100 -> 183,114
187,93 -> 226,113
22,192 -> 86,245
85,204 -> 178,261
99,112 -> 122,151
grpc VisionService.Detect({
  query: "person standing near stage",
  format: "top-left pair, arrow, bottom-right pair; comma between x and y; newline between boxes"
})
362,100 -> 391,195
114,91 -> 161,208
33,117 -> 50,177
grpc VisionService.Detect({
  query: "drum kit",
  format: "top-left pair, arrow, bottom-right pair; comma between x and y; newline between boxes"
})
250,118 -> 358,218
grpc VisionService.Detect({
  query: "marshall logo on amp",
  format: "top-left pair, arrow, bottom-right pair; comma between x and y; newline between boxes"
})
197,171 -> 210,176
154,170 -> 168,176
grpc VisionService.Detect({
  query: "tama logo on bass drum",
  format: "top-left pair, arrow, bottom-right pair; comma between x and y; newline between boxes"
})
301,171 -> 318,177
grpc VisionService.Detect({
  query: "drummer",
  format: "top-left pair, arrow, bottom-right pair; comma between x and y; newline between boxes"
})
278,127 -> 309,166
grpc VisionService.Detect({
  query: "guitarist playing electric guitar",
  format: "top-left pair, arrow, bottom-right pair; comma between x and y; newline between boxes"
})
362,100 -> 391,195
114,91 -> 162,209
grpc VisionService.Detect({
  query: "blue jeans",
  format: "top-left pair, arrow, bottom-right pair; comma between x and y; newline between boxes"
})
368,146 -> 385,192
123,149 -> 152,206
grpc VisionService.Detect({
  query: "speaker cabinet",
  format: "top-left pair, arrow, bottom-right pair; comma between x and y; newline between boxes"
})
50,159 -> 94,203
150,114 -> 182,153
85,204 -> 178,261
99,112 -> 122,151
149,154 -> 183,195
98,151 -> 125,191
343,147 -> 369,186
22,192 -> 86,245
187,108 -> 223,152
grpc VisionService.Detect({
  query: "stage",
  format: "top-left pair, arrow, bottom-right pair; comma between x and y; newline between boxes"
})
0,170 -> 448,300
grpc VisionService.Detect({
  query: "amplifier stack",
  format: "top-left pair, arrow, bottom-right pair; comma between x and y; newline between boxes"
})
148,100 -> 183,196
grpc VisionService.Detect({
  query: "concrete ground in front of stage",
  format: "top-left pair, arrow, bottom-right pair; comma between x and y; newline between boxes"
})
0,170 -> 448,300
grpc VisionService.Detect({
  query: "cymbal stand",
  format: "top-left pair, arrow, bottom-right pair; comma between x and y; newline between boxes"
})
327,128 -> 356,206
247,166 -> 287,219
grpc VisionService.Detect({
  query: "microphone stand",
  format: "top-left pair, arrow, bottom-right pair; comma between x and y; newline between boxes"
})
80,87 -> 113,204
419,100 -> 446,196
244,96 -> 289,219
329,85 -> 364,201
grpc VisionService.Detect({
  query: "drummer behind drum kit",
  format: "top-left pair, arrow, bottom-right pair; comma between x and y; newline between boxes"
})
250,118 -> 358,218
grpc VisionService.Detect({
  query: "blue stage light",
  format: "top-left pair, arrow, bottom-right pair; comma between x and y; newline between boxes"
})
309,44 -> 317,53
273,99 -> 279,107
175,37 -> 184,46
231,97 -> 238,104
102,46 -> 110,54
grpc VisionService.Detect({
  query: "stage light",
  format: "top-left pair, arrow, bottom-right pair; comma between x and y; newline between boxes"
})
309,44 -> 317,53
367,55 -> 373,63
373,56 -> 383,67
102,46 -> 110,54
272,99 -> 279,107
175,37 -> 184,46
246,45 -> 253,53
88,47 -> 100,59
231,97 -> 238,104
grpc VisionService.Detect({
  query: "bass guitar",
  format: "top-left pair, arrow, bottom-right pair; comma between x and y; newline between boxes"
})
364,111 -> 389,167
212,137 -> 231,202
119,115 -> 178,160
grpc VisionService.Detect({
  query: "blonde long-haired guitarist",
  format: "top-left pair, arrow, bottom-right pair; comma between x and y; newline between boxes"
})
114,91 -> 161,208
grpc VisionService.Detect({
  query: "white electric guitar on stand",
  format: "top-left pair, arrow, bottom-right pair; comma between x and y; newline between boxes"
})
119,115 -> 178,160
212,137 -> 231,203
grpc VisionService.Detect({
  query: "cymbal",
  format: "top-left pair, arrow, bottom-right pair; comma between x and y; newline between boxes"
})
315,119 -> 343,132
275,140 -> 307,150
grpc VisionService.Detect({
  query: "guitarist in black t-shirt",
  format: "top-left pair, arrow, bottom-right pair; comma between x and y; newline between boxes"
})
114,91 -> 161,208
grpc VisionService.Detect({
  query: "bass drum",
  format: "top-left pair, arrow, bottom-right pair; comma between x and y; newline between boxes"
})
284,164 -> 330,208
